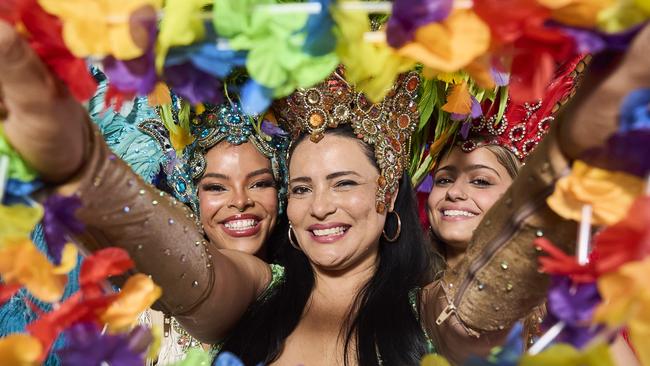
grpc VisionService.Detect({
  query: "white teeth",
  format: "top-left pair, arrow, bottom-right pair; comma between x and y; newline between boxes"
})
312,227 -> 346,237
224,219 -> 257,230
443,210 -> 477,217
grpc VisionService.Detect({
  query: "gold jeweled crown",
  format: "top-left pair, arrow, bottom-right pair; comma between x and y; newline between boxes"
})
272,68 -> 420,213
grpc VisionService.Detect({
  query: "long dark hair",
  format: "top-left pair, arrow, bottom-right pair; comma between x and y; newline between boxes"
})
221,125 -> 436,365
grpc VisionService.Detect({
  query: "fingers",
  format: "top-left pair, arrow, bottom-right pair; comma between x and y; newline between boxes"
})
0,20 -> 58,112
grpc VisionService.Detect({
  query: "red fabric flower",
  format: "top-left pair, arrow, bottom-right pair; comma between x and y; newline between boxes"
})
536,237 -> 599,283
26,248 -> 134,361
591,196 -> 650,275
1,0 -> 96,102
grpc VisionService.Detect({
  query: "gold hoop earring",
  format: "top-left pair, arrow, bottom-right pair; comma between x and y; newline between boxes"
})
288,224 -> 301,251
382,211 -> 401,242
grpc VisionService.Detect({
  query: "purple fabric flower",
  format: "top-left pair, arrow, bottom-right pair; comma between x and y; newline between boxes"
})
450,96 -> 482,129
103,15 -> 158,95
581,88 -> 650,177
417,174 -> 433,193
164,63 -> 225,105
491,67 -> 511,87
386,0 -> 453,48
543,276 -> 602,348
550,22 -> 645,53
43,194 -> 85,264
58,323 -> 151,366
261,120 -> 288,138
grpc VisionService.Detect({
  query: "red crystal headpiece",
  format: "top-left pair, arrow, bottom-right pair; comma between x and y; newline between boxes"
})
459,55 -> 588,161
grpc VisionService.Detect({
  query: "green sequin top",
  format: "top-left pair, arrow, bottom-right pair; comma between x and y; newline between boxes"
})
212,264 -> 436,360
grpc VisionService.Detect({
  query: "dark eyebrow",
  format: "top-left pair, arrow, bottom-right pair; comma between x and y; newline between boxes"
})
325,171 -> 361,180
289,171 -> 361,185
200,172 -> 229,182
433,164 -> 501,178
247,168 -> 274,179
466,164 -> 501,178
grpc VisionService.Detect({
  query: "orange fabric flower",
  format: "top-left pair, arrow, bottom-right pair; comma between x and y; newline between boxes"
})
547,160 -> 644,226
0,334 -> 42,366
100,273 -> 161,331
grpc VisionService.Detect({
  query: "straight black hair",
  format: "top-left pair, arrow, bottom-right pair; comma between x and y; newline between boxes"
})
221,125 -> 437,365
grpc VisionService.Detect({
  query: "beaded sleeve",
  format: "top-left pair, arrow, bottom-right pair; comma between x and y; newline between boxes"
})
421,127 -> 578,364
60,123 -> 215,316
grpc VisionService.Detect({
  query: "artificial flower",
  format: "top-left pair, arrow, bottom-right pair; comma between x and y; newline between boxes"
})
581,87 -> 650,176
547,160 -> 644,226
3,179 -> 44,206
172,348 -> 214,365
474,0 -> 550,45
0,237 -> 69,302
464,323 -> 523,366
5,0 -> 97,101
102,12 -> 159,98
0,333 -> 42,366
442,81 -> 472,115
590,196 -> 650,275
27,248 -> 135,358
164,63 -> 225,105
241,79 -> 274,115
42,194 -> 84,264
543,276 -> 602,348
536,237 -> 599,283
0,204 -> 43,243
597,0 -> 649,33
37,0 -> 161,59
0,126 -> 38,182
333,8 -> 414,102
519,343 -> 614,366
420,353 -> 451,366
156,0 -> 212,72
100,274 -> 162,331
543,0 -> 615,28
398,9 -> 492,87
148,82 -> 173,106
386,0 -> 453,48
301,0 -> 337,56
58,323 -> 152,366
214,0 -> 338,98
594,257 -> 650,327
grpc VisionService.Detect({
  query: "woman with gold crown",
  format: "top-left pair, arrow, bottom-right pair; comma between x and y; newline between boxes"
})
1,17 -> 649,366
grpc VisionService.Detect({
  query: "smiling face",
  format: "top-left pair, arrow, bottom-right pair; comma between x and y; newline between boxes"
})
197,141 -> 278,257
287,133 -> 389,273
427,146 -> 515,250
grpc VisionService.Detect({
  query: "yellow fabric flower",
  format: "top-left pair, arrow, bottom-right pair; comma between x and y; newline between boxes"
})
100,274 -> 162,331
519,343 -> 614,366
333,9 -> 415,103
0,238 -> 69,302
156,0 -> 212,72
547,160 -> 644,226
397,10 -> 492,87
421,354 -> 451,366
38,0 -> 161,59
594,258 -> 650,366
0,334 -> 42,366
538,0 -> 615,28
597,0 -> 649,33
0,204 -> 43,244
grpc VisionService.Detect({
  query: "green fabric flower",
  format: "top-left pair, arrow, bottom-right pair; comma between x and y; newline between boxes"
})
0,126 -> 37,182
213,0 -> 338,97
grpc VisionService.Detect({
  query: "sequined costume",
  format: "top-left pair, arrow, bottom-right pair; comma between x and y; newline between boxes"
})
53,63 -> 579,364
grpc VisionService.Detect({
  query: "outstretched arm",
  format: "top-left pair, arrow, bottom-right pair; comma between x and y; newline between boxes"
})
0,21 -> 268,343
421,25 -> 650,365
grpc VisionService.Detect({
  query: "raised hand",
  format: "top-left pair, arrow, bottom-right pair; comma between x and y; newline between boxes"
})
0,21 -> 89,182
